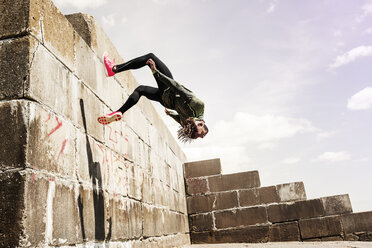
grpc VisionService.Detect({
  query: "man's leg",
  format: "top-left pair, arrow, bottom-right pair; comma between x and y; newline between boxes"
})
117,85 -> 161,113
115,53 -> 173,79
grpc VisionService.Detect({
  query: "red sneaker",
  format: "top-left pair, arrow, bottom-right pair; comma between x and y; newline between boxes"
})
97,111 -> 122,125
103,52 -> 116,77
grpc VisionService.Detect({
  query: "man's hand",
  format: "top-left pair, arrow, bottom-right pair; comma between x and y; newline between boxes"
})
146,59 -> 157,71
165,108 -> 170,115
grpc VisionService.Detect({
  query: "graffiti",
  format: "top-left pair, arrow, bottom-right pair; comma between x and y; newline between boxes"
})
57,139 -> 67,160
47,116 -> 63,137
44,114 -> 67,161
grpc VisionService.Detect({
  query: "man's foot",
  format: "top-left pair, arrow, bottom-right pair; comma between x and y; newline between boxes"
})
103,52 -> 116,77
97,111 -> 122,125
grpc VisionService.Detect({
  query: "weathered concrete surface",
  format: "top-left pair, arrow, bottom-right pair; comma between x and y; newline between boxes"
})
0,0 -> 189,247
184,159 -> 221,179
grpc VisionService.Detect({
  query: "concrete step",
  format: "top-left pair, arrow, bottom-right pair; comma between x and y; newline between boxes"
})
187,182 -> 306,215
185,170 -> 260,196
184,158 -> 222,179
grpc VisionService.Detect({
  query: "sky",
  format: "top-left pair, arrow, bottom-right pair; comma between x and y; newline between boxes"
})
53,0 -> 372,212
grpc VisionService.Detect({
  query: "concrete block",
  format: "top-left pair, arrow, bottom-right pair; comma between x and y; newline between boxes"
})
27,43 -> 78,122
51,181 -> 82,246
267,199 -> 325,223
187,194 -> 215,214
208,171 -> 260,192
214,191 -> 239,211
269,222 -> 300,241
23,171 -> 50,246
143,205 -> 164,237
0,100 -> 27,170
341,211 -> 372,234
101,149 -> 128,196
27,103 -> 76,177
127,164 -> 144,201
0,36 -> 33,100
184,158 -> 221,179
276,182 -> 306,202
0,171 -> 25,248
321,236 -> 343,241
189,213 -> 214,232
125,106 -> 150,145
76,185 -> 96,242
214,206 -> 268,229
186,177 -> 209,195
42,0 -> 74,70
321,194 -> 353,215
105,194 -> 129,241
128,200 -> 142,239
76,130 -> 105,185
142,173 -> 153,204
0,0 -> 42,40
75,80 -> 104,141
299,216 -> 343,239
239,186 -> 279,207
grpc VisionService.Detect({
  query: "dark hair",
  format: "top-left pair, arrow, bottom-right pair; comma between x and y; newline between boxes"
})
177,118 -> 208,143
177,117 -> 198,143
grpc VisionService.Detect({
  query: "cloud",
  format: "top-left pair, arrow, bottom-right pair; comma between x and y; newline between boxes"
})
357,4 -> 372,22
347,87 -> 372,110
281,157 -> 301,164
102,14 -> 116,28
267,0 -> 279,13
330,46 -> 372,68
52,0 -> 107,9
317,130 -> 338,139
182,112 -> 317,173
314,152 -> 351,163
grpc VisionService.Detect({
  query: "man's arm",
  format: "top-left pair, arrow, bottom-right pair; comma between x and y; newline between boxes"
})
165,108 -> 181,124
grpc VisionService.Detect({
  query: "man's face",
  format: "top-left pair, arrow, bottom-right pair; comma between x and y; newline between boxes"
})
194,121 -> 207,138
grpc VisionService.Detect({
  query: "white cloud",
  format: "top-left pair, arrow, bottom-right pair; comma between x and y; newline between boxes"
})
357,4 -> 372,22
333,30 -> 342,37
258,142 -> 277,150
281,157 -> 301,164
267,0 -> 279,13
347,87 -> 372,110
317,130 -> 338,139
52,0 -> 107,9
102,14 -> 116,28
121,17 -> 128,24
314,152 -> 351,163
330,46 -> 372,68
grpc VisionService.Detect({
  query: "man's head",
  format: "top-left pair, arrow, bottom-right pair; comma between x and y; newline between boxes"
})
177,118 -> 208,142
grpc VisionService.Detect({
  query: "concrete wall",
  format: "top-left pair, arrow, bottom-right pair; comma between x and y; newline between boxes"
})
0,0 -> 189,247
184,159 -> 372,244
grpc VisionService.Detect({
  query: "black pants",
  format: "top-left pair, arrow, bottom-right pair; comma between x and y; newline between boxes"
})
116,53 -> 173,113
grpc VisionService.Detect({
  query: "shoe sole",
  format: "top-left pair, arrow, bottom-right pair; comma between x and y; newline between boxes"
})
97,113 -> 122,125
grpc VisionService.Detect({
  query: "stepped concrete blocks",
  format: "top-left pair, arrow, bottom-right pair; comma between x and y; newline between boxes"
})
184,158 -> 222,178
0,36 -> 31,100
269,222 -> 300,242
214,206 -> 268,229
267,199 -> 325,223
239,186 -> 279,207
28,103 -> 76,177
208,171 -> 260,193
0,100 -> 27,171
276,182 -> 306,202
321,194 -> 353,215
299,216 -> 343,240
215,191 -> 239,210
189,213 -> 214,232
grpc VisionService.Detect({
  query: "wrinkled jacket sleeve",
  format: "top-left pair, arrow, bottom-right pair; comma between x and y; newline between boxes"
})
153,69 -> 193,100
167,110 -> 181,124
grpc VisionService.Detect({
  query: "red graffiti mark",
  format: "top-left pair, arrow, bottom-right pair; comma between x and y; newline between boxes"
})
47,117 -> 62,137
57,139 -> 67,160
45,114 -> 51,123
48,178 -> 55,182
31,173 -> 35,183
108,126 -> 119,144
124,135 -> 129,142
